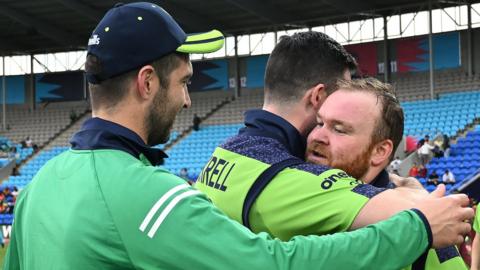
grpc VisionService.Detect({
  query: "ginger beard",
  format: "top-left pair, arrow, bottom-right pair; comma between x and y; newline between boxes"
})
306,140 -> 375,180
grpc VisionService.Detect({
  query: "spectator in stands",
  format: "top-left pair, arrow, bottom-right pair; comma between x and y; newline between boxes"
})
417,138 -> 434,165
11,165 -> 20,176
443,134 -> 451,158
10,147 -> 19,161
69,109 -> 78,123
193,113 -> 201,131
418,164 -> 427,178
179,167 -> 189,180
0,142 -> 9,153
409,162 -> 419,177
427,171 -> 440,185
0,192 -> 4,213
389,156 -> 401,175
432,145 -> 444,158
25,137 -> 33,148
180,167 -> 194,185
11,187 -> 18,197
304,78 -> 468,269
443,169 -> 456,184
6,5 -> 448,269
5,198 -> 14,214
416,138 -> 425,150
3,187 -> 11,197
19,140 -> 27,149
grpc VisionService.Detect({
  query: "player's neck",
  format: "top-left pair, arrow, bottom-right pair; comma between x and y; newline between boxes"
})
362,166 -> 386,184
263,103 -> 313,136
92,106 -> 148,144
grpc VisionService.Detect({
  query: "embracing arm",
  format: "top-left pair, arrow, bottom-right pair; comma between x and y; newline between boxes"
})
351,184 -> 473,248
121,189 -> 432,270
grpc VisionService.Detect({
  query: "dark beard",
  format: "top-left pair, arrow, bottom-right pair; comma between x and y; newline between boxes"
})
145,90 -> 176,146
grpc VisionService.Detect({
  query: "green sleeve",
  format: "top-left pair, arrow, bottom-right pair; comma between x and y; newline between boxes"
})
252,168 -> 378,240
3,225 -> 20,270
474,208 -> 480,232
3,188 -> 27,270
113,176 -> 429,269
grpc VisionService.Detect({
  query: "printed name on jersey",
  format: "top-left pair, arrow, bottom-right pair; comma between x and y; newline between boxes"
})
197,155 -> 235,191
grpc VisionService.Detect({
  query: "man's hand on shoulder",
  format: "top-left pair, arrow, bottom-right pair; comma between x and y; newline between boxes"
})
414,184 -> 473,248
389,173 -> 425,190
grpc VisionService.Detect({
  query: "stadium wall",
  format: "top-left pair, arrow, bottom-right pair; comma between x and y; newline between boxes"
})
1,28 -> 480,103
35,71 -> 86,102
0,75 -> 26,104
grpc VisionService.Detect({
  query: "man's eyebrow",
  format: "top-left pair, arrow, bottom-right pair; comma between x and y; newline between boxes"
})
181,73 -> 192,81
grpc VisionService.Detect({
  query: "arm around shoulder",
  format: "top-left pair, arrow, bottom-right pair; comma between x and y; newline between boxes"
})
351,184 -> 473,248
122,188 -> 432,270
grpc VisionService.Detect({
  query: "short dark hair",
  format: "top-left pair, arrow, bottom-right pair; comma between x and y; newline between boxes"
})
336,78 -> 404,160
85,52 -> 189,111
264,31 -> 357,104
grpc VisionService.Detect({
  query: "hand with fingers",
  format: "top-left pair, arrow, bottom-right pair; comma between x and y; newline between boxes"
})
415,184 -> 474,248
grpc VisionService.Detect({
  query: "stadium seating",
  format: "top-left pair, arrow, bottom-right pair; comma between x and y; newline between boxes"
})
159,89 -> 480,180
423,125 -> 480,192
171,90 -> 233,132
3,87 -> 479,193
0,213 -> 13,225
392,68 -> 480,101
203,89 -> 263,125
402,90 -> 480,138
162,124 -> 243,179
0,101 -> 89,147
0,136 -> 33,164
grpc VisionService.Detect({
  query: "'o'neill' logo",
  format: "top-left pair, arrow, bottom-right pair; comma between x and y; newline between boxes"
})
88,35 -> 100,45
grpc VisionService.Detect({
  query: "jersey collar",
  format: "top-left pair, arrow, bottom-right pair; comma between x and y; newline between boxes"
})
370,169 -> 396,188
70,117 -> 167,166
239,109 -> 306,159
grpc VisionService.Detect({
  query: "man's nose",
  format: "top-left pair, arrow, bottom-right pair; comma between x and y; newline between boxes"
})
310,126 -> 328,145
183,90 -> 191,108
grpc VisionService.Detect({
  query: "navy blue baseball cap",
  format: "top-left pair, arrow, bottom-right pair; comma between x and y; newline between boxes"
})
86,2 -> 224,84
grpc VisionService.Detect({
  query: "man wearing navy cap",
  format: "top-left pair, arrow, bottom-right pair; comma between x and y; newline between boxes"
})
3,2 -> 472,269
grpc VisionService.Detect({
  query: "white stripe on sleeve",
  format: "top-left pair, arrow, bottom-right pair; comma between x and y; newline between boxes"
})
139,184 -> 190,232
147,190 -> 202,238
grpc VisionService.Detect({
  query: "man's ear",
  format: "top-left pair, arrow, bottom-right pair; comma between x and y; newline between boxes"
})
370,139 -> 394,166
306,83 -> 326,111
136,65 -> 156,100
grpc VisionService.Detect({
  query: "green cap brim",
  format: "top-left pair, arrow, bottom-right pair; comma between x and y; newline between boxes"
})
177,29 -> 225,54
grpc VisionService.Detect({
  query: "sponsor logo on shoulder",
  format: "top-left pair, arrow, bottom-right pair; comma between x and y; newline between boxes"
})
320,171 -> 362,190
